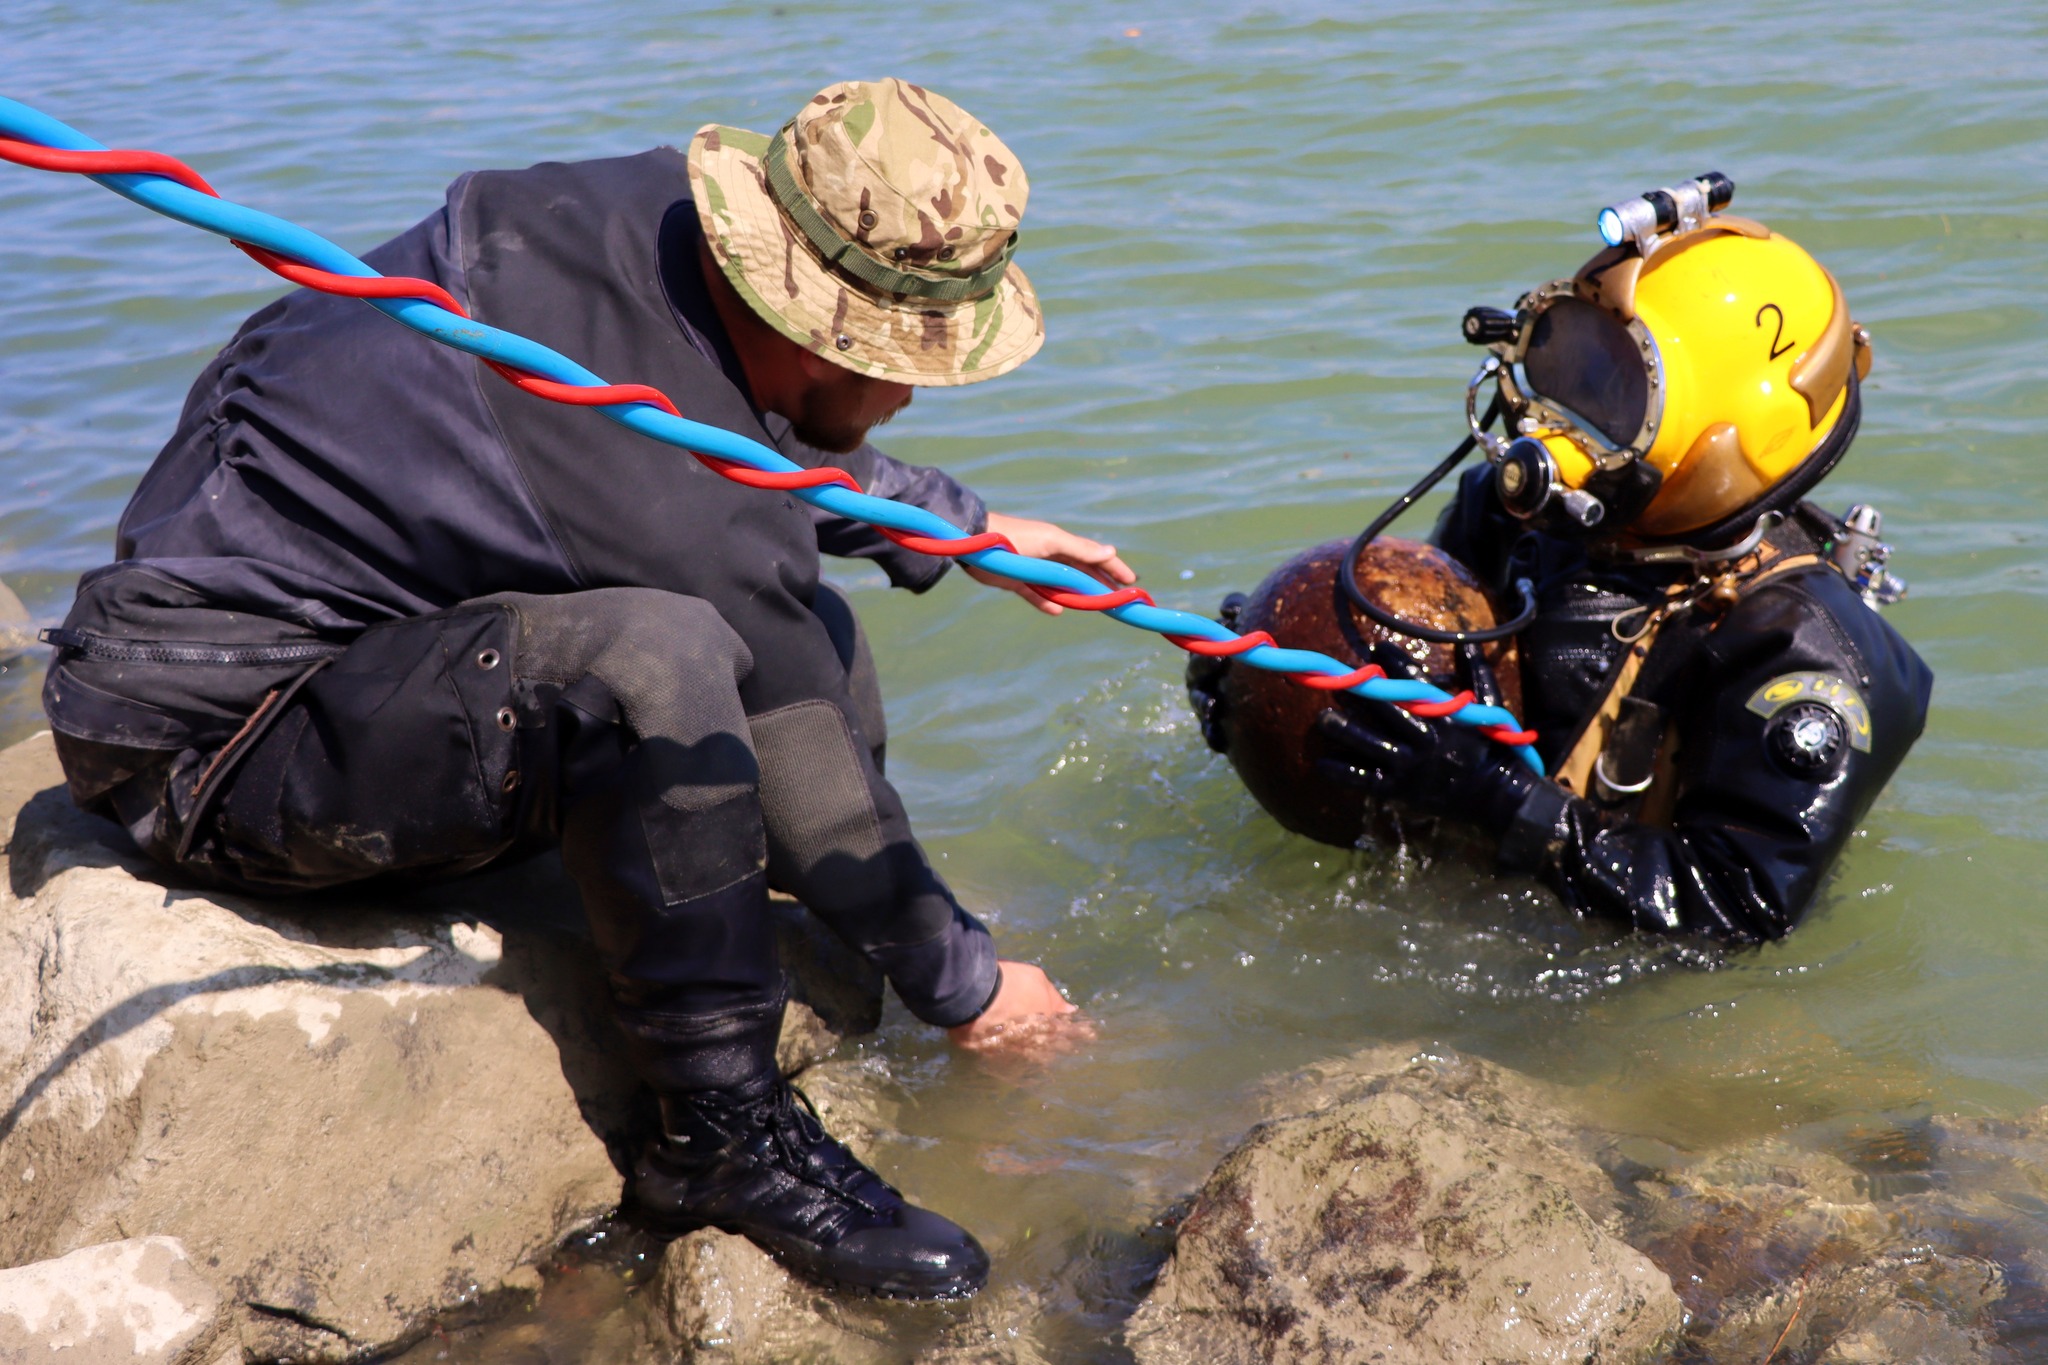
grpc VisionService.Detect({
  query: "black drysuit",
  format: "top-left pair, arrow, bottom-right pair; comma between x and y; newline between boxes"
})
1429,466 -> 1933,940
43,149 -> 1001,1089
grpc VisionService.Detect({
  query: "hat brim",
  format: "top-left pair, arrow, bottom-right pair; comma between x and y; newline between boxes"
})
687,124 -> 1043,388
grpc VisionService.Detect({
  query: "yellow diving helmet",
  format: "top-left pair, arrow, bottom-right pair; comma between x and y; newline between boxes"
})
1461,172 -> 1874,549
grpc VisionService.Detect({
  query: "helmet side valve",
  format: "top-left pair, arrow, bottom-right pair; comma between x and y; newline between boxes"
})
1559,489 -> 1605,529
1462,306 -> 1517,346
1831,503 -> 1908,607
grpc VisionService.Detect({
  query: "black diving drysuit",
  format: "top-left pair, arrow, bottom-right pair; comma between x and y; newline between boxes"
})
41,149 -> 1000,1094
1198,465 -> 1933,942
1425,466 -> 1932,940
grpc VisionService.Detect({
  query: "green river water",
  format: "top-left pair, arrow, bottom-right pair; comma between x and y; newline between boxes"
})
5,1 -> 2048,1358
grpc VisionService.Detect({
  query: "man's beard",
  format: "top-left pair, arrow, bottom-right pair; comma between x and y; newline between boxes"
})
790,386 -> 911,455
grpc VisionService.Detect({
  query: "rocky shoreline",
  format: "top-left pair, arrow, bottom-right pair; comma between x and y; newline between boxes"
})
1131,1046 -> 2035,1363
0,729 -> 2040,1363
0,730 -> 899,1362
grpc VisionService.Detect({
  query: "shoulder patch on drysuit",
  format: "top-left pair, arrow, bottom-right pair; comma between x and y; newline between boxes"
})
1746,671 -> 1873,756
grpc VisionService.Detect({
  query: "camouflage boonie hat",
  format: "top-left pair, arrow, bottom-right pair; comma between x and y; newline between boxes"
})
688,78 -> 1043,387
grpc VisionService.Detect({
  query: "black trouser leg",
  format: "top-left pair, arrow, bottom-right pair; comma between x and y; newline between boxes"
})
160,588 -> 789,1095
47,581 -> 997,1293
808,581 -> 888,773
495,588 -> 784,1093
747,583 -> 997,1026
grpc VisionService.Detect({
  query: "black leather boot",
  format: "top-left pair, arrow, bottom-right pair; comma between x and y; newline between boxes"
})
626,1073 -> 990,1300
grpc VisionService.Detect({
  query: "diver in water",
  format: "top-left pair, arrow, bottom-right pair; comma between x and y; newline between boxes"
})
1190,175 -> 1932,941
41,79 -> 1125,1299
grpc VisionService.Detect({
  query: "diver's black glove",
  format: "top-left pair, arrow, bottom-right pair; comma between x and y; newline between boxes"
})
1185,592 -> 1247,755
1313,642 -> 1542,835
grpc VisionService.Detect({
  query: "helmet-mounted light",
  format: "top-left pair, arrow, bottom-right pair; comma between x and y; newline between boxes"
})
1596,172 -> 1735,251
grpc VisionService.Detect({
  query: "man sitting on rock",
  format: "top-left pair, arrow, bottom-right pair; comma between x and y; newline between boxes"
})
41,78 -> 1121,1300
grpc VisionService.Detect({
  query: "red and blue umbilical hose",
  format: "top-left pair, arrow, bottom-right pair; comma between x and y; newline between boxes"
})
0,96 -> 1542,771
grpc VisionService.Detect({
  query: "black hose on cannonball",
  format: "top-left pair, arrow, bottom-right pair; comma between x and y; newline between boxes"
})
1340,395 -> 1536,645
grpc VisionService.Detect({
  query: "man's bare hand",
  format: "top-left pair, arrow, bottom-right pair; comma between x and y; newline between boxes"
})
948,959 -> 1095,1054
962,512 -> 1137,615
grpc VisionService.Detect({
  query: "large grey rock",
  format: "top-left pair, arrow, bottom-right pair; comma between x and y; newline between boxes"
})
1128,1084 -> 1683,1365
1256,1043 -> 1630,1227
1128,1044 -> 1690,1364
0,735 -> 625,1360
0,1235 -> 225,1364
0,732 -> 881,1361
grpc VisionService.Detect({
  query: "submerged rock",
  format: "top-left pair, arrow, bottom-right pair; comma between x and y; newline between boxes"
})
0,1235 -> 227,1365
1256,1043 -> 1629,1226
0,732 -> 883,1361
1687,1253 -> 2003,1364
1623,1125 -> 2018,1363
1128,1073 -> 1682,1364
654,1228 -> 905,1365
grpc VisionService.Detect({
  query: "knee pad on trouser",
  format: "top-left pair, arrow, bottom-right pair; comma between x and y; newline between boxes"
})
750,697 -> 959,946
751,698 -> 889,910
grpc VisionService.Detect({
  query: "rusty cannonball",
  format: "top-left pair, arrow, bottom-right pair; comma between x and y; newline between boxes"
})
1218,536 -> 1521,848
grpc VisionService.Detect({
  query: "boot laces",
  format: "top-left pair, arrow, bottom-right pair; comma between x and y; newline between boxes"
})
703,1081 -> 895,1218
